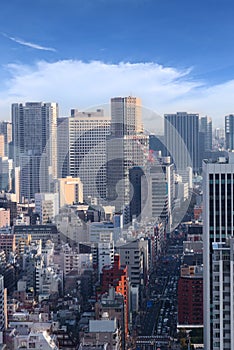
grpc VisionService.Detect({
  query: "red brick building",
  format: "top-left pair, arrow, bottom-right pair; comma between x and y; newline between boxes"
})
178,266 -> 203,325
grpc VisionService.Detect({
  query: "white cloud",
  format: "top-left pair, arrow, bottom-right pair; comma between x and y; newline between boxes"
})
0,59 -> 232,128
2,33 -> 56,52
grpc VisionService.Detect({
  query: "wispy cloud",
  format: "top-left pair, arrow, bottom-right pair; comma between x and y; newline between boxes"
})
2,33 -> 56,52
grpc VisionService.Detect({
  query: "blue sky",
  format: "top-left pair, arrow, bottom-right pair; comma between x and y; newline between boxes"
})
0,0 -> 234,127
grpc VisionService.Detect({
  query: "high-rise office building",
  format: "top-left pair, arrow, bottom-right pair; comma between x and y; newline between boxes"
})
225,114 -> 234,150
57,116 -> 69,178
0,135 -> 4,158
164,112 -> 199,172
203,154 -> 234,350
0,121 -> 12,157
200,116 -> 212,151
67,109 -> 110,202
129,166 -> 145,221
107,97 -> 148,214
141,163 -> 174,230
12,102 -> 58,200
110,96 -> 143,137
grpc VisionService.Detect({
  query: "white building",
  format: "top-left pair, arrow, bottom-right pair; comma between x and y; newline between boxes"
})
35,266 -> 62,296
80,317 -> 121,350
12,330 -> 59,350
35,193 -> 59,224
203,154 -> 234,350
98,241 -> 115,276
59,244 -> 92,275
88,222 -> 115,243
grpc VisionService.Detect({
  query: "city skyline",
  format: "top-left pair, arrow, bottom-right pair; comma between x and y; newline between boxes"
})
0,0 -> 234,127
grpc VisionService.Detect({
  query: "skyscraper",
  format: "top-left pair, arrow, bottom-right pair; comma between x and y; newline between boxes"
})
110,96 -> 143,137
0,121 -> 12,157
67,109 -> 110,202
200,116 -> 212,151
203,155 -> 234,350
164,112 -> 199,172
225,114 -> 234,150
12,102 -> 58,200
107,97 -> 148,215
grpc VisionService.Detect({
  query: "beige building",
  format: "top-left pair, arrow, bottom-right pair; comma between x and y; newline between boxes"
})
58,176 -> 83,208
0,135 -> 4,157
0,208 -> 10,228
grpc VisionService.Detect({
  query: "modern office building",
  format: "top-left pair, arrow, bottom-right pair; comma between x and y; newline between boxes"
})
164,112 -> 199,172
129,166 -> 145,221
67,109 -> 110,202
0,157 -> 13,192
200,116 -> 212,151
110,96 -> 143,137
203,154 -> 234,350
107,97 -> 148,215
141,163 -> 174,231
225,114 -> 234,150
0,135 -> 4,158
0,121 -> 12,157
57,116 -> 69,179
12,102 -> 58,200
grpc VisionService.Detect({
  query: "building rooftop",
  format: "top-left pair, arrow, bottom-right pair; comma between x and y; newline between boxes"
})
89,319 -> 116,333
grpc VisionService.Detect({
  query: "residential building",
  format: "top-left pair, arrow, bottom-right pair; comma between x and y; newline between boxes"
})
35,192 -> 59,224
178,265 -> 203,326
101,254 -> 129,335
79,318 -> 121,350
0,232 -> 15,257
98,241 -> 115,277
116,239 -> 148,287
0,208 -> 10,228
